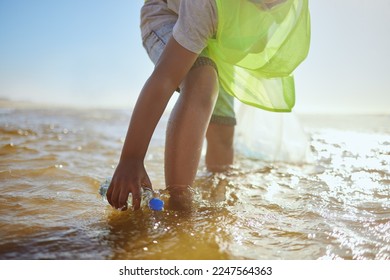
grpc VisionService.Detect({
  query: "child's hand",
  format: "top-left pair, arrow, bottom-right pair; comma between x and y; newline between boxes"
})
106,158 -> 152,211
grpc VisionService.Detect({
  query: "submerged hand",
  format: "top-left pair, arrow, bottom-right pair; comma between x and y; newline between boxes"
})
106,159 -> 152,211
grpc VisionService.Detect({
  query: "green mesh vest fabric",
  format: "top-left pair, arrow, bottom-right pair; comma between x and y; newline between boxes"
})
208,0 -> 311,112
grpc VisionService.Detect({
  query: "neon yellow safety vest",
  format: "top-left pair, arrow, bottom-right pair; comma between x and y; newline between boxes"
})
208,0 -> 311,112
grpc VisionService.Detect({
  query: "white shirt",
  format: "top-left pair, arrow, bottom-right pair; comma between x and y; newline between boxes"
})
140,0 -> 217,54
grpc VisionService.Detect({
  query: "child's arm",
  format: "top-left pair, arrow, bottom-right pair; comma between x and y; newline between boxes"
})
106,38 -> 198,210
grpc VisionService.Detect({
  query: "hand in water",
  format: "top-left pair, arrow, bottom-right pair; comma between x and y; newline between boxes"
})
106,159 -> 152,211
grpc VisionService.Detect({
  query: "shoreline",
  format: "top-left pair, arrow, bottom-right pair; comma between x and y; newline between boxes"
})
1,98 -> 389,133
1,98 -> 389,115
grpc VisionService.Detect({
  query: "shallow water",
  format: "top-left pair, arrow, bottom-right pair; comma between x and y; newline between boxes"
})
0,105 -> 389,260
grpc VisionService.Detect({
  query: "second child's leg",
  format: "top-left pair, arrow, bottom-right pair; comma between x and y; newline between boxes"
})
205,85 -> 236,172
206,124 -> 234,172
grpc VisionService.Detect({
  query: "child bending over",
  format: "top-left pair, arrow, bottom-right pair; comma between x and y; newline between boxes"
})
107,0 -> 310,210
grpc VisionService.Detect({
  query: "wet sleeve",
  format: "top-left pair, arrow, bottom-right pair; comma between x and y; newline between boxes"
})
172,0 -> 217,54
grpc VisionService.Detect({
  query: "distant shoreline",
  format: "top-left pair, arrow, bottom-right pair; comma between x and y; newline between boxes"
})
0,98 -> 130,111
1,98 -> 389,133
1,98 -> 388,116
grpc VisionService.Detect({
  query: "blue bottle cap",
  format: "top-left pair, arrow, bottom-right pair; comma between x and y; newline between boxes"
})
149,198 -> 164,211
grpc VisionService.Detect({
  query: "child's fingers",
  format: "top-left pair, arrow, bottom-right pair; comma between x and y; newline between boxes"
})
118,188 -> 130,211
106,172 -> 148,210
111,181 -> 123,209
132,186 -> 141,210
142,175 -> 153,191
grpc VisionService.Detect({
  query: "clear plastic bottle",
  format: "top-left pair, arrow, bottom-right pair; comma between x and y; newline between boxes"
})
99,178 -> 164,211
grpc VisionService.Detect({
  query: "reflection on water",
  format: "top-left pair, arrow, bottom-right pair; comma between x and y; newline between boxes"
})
0,106 -> 389,259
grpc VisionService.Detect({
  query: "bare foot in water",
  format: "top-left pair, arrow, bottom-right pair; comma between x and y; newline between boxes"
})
166,185 -> 193,211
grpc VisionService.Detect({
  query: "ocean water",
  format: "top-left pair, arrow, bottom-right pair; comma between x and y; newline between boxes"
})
0,104 -> 389,260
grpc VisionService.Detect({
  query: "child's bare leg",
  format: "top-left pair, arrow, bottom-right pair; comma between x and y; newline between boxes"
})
165,64 -> 218,206
206,124 -> 234,172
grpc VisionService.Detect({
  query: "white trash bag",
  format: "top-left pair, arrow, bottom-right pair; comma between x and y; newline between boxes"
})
234,103 -> 313,164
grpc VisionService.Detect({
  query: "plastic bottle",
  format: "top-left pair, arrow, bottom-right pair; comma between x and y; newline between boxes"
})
99,178 -> 164,211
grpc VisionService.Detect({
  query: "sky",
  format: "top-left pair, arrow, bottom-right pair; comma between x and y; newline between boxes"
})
0,0 -> 389,114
